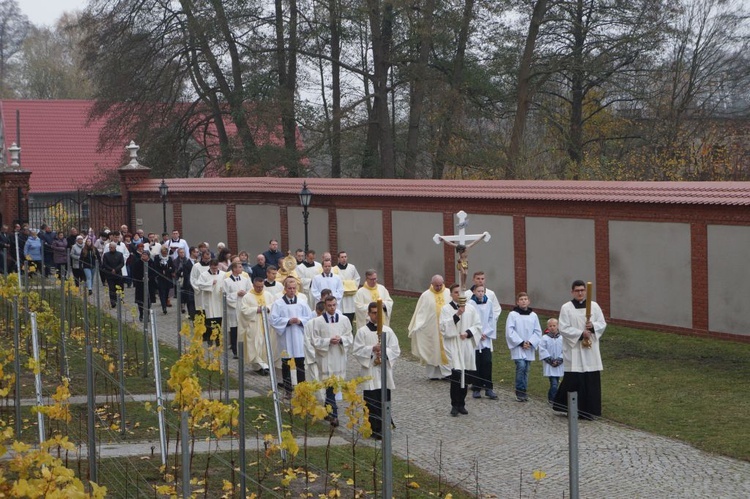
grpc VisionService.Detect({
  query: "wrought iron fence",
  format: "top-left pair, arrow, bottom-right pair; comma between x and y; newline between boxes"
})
27,191 -> 128,232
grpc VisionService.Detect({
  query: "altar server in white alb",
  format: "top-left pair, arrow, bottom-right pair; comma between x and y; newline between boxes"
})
311,259 -> 344,304
354,269 -> 393,328
440,284 -> 481,417
310,296 -> 353,427
195,258 -> 225,346
553,280 -> 606,420
332,251 -> 360,324
238,276 -> 275,376
296,250 -> 322,304
270,277 -> 314,394
223,262 -> 252,359
464,271 -> 502,321
468,285 -> 498,400
352,301 -> 401,439
505,292 -> 542,402
538,318 -> 564,403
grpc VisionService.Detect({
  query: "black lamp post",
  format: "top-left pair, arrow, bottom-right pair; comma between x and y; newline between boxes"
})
159,179 -> 168,234
298,182 -> 312,253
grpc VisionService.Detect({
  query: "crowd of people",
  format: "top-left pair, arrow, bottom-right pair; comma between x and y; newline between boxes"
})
1,223 -> 607,428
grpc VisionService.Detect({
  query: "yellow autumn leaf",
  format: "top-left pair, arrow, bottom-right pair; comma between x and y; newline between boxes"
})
533,469 -> 547,480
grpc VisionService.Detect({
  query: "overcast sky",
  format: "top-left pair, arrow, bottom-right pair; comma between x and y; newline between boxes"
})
18,0 -> 86,27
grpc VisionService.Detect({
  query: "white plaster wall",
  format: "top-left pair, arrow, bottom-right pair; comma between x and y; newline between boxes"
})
708,225 -> 750,336
236,205 -> 281,255
181,204 -> 228,250
609,220 -> 691,328
287,207 -> 329,256
526,217 -> 596,312
336,209 -> 384,278
392,211 -> 443,292
134,203 -> 174,237
447,213 -> 515,305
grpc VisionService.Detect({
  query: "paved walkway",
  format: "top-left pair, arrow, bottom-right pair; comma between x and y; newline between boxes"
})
43,287 -> 750,497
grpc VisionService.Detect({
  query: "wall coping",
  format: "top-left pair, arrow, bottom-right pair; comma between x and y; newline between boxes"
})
127,177 -> 750,206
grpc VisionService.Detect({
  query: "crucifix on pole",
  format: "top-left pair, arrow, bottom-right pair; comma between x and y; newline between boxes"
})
433,210 -> 491,295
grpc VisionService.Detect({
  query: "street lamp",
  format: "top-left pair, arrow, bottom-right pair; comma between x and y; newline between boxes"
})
159,179 -> 168,234
298,182 -> 312,253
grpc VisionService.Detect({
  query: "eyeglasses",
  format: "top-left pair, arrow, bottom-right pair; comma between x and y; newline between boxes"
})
573,289 -> 586,293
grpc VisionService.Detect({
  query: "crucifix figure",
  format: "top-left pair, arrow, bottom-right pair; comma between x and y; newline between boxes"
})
433,210 -> 491,295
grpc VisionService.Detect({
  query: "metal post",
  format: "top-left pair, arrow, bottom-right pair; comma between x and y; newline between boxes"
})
175,277 -> 182,355
13,298 -> 21,439
86,344 -> 97,483
142,259 -> 150,378
237,339 -> 247,498
302,206 -> 309,254
150,309 -> 167,467
261,308 -> 286,462
117,297 -> 126,436
83,284 -> 90,343
40,259 -> 46,300
222,292 -> 229,404
30,313 -> 46,443
181,410 -> 190,499
14,231 -> 21,292
95,260 -> 102,345
568,391 -> 580,499
381,316 -> 393,498
59,272 -> 68,377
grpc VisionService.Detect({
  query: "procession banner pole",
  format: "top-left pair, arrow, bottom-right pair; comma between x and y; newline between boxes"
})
30,312 -> 46,443
117,296 -> 127,436
13,298 -> 22,439
222,292 -> 229,404
237,337 -> 247,498
261,307 -> 286,462
378,299 -> 393,498
150,308 -> 168,466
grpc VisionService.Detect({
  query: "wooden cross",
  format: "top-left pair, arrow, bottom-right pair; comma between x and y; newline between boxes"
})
433,210 -> 491,292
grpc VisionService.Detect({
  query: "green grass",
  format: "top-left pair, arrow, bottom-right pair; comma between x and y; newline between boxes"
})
94,445 -> 477,498
6,394 -> 337,445
389,296 -> 750,461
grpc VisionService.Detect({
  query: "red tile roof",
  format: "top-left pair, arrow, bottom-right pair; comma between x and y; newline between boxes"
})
1,100 -> 123,194
129,178 -> 750,205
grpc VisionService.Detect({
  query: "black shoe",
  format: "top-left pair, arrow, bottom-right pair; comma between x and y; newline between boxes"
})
88,290 -> 93,296
457,406 -> 468,415
163,308 -> 168,314
450,407 -> 459,417
111,302 -> 117,308
371,433 -> 382,440
261,368 -> 270,376
233,354 -> 238,360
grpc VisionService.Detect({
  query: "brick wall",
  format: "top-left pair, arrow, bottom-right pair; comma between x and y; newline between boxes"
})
120,177 -> 750,341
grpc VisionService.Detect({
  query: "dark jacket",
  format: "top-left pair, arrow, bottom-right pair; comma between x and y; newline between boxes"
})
101,250 -> 125,277
52,238 -> 69,264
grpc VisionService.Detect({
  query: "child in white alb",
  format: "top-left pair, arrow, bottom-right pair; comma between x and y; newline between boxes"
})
538,318 -> 564,403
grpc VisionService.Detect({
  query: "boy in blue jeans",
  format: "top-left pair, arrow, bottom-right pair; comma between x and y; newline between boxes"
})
505,292 -> 542,401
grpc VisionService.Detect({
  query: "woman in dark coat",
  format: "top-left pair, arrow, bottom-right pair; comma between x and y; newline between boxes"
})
51,231 -> 69,278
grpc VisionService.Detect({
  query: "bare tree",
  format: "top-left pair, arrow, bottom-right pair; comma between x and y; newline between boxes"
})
0,0 -> 30,96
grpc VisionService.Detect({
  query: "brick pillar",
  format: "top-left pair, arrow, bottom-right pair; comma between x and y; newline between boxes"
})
691,221 -> 709,333
382,208 -> 393,290
226,203 -> 237,253
594,217 -> 610,317
173,202 -> 183,234
0,169 -> 32,225
328,207 -> 338,256
513,214 -> 527,296
118,144 -> 151,229
280,205 -> 289,254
